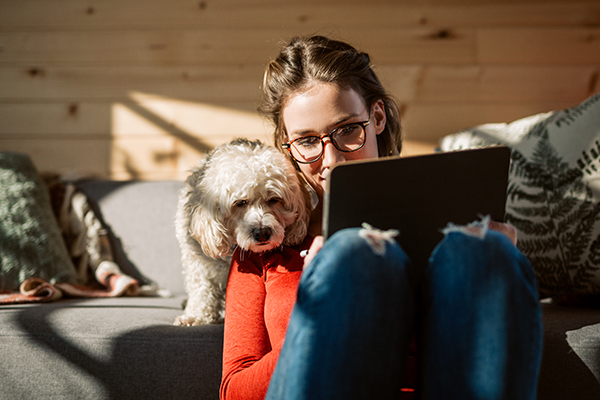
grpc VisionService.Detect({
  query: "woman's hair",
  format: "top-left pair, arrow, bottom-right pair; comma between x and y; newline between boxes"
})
258,35 -> 402,157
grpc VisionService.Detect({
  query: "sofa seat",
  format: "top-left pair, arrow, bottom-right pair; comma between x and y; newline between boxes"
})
539,302 -> 600,400
0,295 -> 224,399
3,297 -> 600,400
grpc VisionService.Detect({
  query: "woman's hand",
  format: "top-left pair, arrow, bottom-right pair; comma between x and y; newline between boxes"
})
303,236 -> 324,269
488,221 -> 518,246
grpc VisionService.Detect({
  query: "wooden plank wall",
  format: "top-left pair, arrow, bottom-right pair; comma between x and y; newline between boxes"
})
1,0 -> 599,180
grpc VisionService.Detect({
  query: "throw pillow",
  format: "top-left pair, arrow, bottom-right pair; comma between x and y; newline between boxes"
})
0,152 -> 78,290
439,93 -> 600,297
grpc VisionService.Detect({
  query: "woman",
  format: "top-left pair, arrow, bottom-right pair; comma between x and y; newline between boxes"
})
220,35 -> 542,400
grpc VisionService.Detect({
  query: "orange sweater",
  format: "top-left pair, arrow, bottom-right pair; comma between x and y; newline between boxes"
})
220,237 -> 415,400
220,238 -> 311,400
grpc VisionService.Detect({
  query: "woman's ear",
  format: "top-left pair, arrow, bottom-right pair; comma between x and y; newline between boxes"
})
372,99 -> 386,136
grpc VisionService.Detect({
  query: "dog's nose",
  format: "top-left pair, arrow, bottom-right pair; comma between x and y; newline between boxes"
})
252,227 -> 272,242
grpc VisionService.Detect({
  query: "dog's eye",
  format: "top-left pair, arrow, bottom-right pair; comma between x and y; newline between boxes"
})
233,200 -> 248,207
268,197 -> 282,205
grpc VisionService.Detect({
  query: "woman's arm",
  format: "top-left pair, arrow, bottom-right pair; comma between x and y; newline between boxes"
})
220,255 -> 279,400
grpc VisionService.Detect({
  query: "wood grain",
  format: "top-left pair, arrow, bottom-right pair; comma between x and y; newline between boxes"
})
1,0 -> 599,179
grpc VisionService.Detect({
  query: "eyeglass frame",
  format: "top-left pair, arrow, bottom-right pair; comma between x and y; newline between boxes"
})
282,120 -> 371,164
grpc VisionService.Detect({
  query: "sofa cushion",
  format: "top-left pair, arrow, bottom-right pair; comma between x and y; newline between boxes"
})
76,180 -> 185,295
0,152 -> 78,290
439,94 -> 600,296
0,296 -> 223,399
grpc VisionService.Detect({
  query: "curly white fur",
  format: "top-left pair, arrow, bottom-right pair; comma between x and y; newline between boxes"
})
174,138 -> 311,325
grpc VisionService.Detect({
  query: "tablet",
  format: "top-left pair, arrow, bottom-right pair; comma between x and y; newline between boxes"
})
322,146 -> 511,266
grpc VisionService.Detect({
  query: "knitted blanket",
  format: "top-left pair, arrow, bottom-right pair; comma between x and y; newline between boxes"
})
0,260 -> 139,304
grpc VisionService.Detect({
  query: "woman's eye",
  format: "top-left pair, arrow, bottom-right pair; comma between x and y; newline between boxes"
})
233,200 -> 248,207
337,124 -> 360,136
296,136 -> 320,148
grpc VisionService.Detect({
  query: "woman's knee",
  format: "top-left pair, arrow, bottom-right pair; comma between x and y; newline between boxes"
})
300,227 -> 413,300
429,228 -> 537,294
317,226 -> 410,271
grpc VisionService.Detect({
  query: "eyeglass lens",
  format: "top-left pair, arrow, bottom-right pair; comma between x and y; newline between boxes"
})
290,123 -> 366,163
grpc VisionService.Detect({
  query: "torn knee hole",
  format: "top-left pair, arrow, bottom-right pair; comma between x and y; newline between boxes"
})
358,223 -> 399,256
441,215 -> 491,239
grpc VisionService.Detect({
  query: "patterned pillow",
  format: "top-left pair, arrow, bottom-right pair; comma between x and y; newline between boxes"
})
0,152 -> 78,291
439,94 -> 600,297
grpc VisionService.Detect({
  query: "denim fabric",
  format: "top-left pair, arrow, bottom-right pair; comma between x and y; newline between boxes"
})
266,227 -> 542,400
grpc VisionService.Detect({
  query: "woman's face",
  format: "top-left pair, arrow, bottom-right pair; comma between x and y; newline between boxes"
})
282,83 -> 386,199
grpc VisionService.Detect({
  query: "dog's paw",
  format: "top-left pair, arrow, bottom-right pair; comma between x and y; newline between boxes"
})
174,314 -> 201,326
174,314 -> 217,326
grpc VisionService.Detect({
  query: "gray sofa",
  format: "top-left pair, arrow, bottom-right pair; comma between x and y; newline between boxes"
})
0,180 -> 223,400
1,179 -> 599,399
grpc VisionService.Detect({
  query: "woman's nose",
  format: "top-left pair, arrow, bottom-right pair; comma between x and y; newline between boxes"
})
321,137 -> 345,167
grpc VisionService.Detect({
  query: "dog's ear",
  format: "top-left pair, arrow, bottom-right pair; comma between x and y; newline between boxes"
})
189,205 -> 232,259
283,181 -> 311,246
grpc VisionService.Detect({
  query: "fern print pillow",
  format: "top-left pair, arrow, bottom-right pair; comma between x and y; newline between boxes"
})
439,94 -> 600,296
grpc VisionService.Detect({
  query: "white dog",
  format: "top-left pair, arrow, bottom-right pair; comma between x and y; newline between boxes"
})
174,138 -> 311,325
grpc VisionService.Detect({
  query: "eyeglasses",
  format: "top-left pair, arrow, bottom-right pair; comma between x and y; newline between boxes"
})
282,120 -> 370,164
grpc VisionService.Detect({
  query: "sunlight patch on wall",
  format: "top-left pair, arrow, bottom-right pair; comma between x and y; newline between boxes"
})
109,91 -> 272,180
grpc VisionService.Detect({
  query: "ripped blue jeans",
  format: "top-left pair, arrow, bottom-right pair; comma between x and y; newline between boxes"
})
265,224 -> 542,400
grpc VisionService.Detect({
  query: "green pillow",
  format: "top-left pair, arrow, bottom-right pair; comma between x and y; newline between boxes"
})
0,152 -> 77,290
